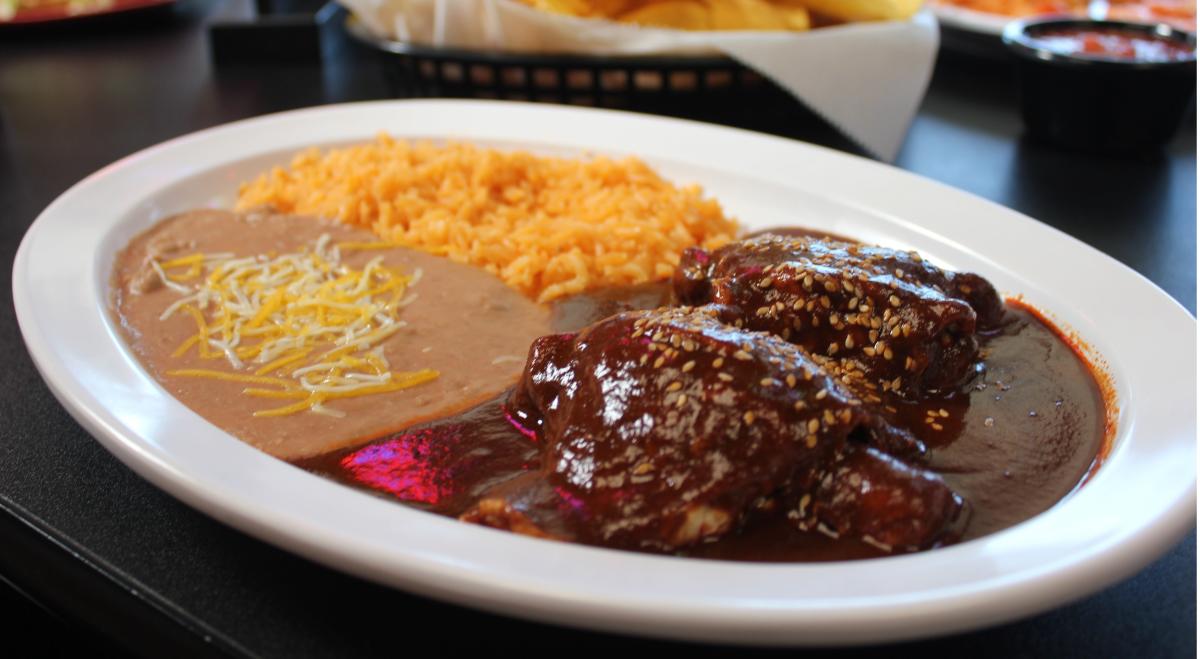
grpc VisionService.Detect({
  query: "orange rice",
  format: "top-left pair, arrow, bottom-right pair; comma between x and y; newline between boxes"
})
236,135 -> 739,302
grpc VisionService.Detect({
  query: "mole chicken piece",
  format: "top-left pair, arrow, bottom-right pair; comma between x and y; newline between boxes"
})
790,445 -> 969,553
468,307 -> 873,552
674,235 -> 1007,398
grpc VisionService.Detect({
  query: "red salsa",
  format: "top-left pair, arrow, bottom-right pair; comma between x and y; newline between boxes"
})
1033,27 -> 1195,61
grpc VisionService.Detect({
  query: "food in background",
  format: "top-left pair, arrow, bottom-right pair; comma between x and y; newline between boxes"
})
935,0 -> 1196,32
1030,25 -> 1195,60
518,0 -> 922,29
936,0 -> 1085,16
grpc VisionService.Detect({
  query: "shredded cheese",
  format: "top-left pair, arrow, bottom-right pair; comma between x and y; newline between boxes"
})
154,236 -> 437,416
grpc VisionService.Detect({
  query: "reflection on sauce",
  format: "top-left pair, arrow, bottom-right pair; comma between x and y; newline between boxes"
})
296,281 -> 1108,562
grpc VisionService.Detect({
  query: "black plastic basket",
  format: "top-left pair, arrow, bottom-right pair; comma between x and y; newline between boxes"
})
343,15 -> 865,155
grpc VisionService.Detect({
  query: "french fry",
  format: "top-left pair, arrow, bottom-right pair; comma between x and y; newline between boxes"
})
619,1 -> 711,28
518,0 -> 911,29
778,0 -> 921,21
523,0 -> 640,17
710,0 -> 810,29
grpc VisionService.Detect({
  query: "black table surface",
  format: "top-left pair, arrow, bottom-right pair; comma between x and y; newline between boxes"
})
0,2 -> 1194,656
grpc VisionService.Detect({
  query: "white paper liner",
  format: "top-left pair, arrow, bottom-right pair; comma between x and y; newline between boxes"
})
339,0 -> 939,160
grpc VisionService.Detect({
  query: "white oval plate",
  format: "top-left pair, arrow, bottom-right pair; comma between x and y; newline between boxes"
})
13,100 -> 1195,646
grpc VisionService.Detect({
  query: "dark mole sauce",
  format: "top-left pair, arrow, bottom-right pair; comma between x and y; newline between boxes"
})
294,232 -> 1107,562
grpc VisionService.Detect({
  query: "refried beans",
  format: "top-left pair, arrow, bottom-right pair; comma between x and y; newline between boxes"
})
110,209 -> 551,460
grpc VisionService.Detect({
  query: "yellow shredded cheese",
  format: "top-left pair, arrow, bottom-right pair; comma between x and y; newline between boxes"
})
154,237 -> 437,416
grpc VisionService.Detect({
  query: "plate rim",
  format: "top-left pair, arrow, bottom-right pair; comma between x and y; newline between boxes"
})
13,99 -> 1196,645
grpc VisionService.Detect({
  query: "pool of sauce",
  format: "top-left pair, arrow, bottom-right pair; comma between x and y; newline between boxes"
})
294,276 -> 1106,562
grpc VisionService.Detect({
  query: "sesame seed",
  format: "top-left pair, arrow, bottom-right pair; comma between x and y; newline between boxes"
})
938,409 -> 949,418
717,373 -> 733,382
759,277 -> 773,289
666,381 -> 683,392
743,411 -> 756,424
931,422 -> 944,431
815,388 -> 828,400
888,295 -> 901,307
861,535 -> 893,552
681,360 -> 696,373
682,339 -> 696,352
794,400 -> 807,411
808,419 -> 820,433
805,434 -> 818,448
676,393 -> 688,407
798,493 -> 811,514
786,374 -> 797,388
734,350 -> 752,361
816,523 -> 840,539
713,357 -> 724,368
653,356 -> 666,368
760,377 -> 776,387
883,348 -> 893,360
844,336 -> 855,349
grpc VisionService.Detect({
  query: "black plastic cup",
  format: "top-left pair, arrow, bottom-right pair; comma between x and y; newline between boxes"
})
1002,18 -> 1196,153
